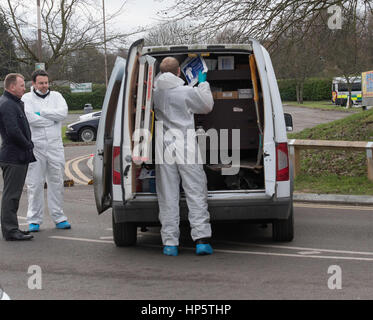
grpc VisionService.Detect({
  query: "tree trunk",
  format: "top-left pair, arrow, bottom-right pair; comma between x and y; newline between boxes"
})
299,82 -> 304,104
296,81 -> 304,104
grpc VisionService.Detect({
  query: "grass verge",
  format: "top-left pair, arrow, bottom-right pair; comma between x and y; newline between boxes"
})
289,108 -> 373,195
294,174 -> 373,195
284,100 -> 360,112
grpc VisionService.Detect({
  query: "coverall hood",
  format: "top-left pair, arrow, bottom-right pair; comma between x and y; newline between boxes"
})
154,72 -> 185,90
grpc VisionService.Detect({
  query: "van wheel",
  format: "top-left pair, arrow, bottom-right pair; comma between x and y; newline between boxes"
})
272,203 -> 294,242
112,214 -> 137,246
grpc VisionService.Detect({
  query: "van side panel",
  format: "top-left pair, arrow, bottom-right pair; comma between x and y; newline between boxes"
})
261,45 -> 291,198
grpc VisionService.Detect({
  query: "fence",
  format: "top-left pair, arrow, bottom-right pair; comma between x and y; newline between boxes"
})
288,139 -> 373,181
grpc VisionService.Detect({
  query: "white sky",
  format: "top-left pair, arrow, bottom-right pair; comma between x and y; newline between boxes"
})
104,0 -> 176,39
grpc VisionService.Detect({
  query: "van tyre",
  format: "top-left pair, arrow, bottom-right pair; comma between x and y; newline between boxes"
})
272,203 -> 294,242
112,214 -> 137,246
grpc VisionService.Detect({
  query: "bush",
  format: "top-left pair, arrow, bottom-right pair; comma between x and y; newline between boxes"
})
51,84 -> 106,110
1,84 -> 105,111
278,79 -> 297,101
278,77 -> 332,101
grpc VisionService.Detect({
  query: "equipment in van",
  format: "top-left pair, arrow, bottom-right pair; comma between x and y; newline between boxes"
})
180,55 -> 208,86
133,55 -> 157,164
218,56 -> 234,70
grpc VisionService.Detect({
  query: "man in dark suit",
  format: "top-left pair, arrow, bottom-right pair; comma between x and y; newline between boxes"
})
0,73 -> 36,241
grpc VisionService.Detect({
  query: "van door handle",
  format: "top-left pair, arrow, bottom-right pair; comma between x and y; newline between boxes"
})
263,152 -> 270,157
123,165 -> 131,177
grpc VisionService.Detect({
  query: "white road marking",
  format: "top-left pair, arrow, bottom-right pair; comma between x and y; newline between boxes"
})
141,244 -> 373,261
99,236 -> 114,240
50,236 -> 113,244
298,251 -> 322,255
49,235 -> 373,262
217,240 -> 373,256
87,156 -> 94,171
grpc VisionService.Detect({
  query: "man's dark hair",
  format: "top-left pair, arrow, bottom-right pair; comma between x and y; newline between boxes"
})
31,69 -> 49,82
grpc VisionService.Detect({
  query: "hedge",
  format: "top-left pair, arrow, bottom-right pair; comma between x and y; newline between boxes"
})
0,84 -> 106,111
51,84 -> 106,110
1,78 -> 333,106
278,78 -> 332,101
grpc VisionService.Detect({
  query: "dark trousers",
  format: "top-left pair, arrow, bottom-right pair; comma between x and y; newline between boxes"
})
0,162 -> 28,238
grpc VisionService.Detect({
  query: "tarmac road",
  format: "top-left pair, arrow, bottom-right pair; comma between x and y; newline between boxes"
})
0,190 -> 373,300
1,106 -> 369,301
283,105 -> 354,133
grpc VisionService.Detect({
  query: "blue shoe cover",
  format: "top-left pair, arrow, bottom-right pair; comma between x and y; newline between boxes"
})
196,243 -> 213,255
29,224 -> 40,232
163,246 -> 178,256
56,221 -> 71,229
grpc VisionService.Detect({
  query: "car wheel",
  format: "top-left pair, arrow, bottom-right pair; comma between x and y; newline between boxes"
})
272,203 -> 294,242
112,214 -> 137,247
79,127 -> 96,142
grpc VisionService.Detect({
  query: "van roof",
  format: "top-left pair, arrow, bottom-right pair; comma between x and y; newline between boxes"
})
142,43 -> 253,55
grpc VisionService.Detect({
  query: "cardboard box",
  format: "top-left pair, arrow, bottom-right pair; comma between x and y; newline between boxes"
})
238,88 -> 253,99
236,64 -> 250,70
218,56 -> 234,70
215,91 -> 238,99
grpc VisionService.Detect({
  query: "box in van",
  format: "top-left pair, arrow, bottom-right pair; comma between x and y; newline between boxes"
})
93,38 -> 294,247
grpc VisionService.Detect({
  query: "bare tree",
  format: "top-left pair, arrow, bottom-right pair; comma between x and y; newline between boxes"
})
0,0 -> 138,70
144,21 -> 201,46
163,0 -> 373,47
323,6 -> 370,107
0,13 -> 19,77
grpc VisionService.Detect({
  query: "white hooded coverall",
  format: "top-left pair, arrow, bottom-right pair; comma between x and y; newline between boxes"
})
22,90 -> 68,225
153,72 -> 214,246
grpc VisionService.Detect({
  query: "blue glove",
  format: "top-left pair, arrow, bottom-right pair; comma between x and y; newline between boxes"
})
198,71 -> 207,83
35,112 -> 41,116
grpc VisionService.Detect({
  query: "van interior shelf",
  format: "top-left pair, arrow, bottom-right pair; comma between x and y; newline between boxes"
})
207,69 -> 251,81
207,161 -> 263,172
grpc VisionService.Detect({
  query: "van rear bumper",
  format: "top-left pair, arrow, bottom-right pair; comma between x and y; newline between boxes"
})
112,195 -> 292,225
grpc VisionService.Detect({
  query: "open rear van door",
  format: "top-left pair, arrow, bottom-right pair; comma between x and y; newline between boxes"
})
93,57 -> 126,214
120,39 -> 144,203
251,39 -> 276,197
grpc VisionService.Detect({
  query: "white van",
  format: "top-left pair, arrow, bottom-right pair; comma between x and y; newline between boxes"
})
93,39 -> 294,246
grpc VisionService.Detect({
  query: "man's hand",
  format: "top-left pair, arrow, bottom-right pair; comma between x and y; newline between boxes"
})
198,71 -> 207,84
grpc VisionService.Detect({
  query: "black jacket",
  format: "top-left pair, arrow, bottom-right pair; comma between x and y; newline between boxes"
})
0,91 -> 36,164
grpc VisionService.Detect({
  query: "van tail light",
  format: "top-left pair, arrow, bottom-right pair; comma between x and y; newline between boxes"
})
276,143 -> 289,181
112,146 -> 121,185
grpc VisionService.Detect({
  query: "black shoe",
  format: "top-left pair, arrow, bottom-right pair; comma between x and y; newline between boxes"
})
5,230 -> 34,241
19,230 -> 31,235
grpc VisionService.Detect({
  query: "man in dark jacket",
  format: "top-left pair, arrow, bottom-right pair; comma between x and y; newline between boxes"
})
0,73 -> 36,241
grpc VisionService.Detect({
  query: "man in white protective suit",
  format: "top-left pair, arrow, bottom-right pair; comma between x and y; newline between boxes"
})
153,56 -> 214,256
22,69 -> 71,232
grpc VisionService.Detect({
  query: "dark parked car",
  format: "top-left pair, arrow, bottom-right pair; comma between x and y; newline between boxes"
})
65,112 -> 101,142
